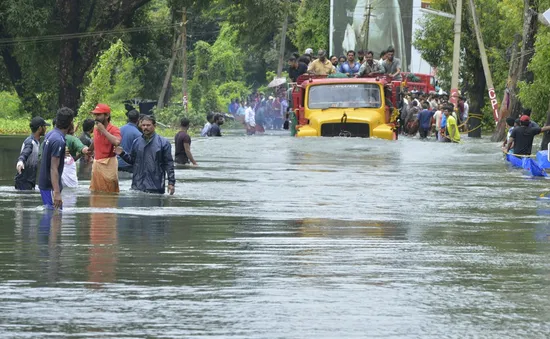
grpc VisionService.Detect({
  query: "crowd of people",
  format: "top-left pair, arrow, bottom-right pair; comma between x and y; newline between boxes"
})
225,92 -> 290,135
14,104 -> 200,210
398,91 -> 469,143
287,46 -> 402,81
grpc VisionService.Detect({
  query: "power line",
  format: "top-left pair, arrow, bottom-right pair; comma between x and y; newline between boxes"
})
0,23 -> 181,46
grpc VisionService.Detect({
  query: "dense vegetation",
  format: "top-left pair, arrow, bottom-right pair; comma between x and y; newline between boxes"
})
0,0 -> 328,132
2,0 -> 548,139
413,0 -> 550,135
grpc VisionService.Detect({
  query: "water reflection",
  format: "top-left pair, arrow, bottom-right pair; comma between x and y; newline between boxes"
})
536,203 -> 550,243
293,218 -> 405,239
4,134 -> 550,337
37,210 -> 62,283
88,194 -> 118,286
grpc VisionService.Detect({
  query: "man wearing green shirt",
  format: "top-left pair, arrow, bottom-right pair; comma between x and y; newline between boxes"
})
63,122 -> 89,188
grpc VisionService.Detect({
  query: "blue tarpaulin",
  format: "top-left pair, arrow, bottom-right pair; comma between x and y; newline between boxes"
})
506,154 -> 523,168
506,152 -> 548,177
536,151 -> 550,169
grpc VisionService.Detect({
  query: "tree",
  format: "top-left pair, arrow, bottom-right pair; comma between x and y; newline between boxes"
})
0,0 -> 56,116
55,0 -> 153,112
493,0 -> 539,141
0,0 -> 153,116
79,39 -> 143,116
289,0 -> 330,53
414,0 -> 523,134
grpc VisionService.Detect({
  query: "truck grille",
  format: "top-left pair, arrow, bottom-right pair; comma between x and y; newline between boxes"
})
320,123 -> 370,138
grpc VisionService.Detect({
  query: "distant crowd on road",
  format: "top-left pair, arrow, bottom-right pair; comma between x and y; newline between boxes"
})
398,91 -> 469,143
222,92 -> 290,136
14,104 -> 203,210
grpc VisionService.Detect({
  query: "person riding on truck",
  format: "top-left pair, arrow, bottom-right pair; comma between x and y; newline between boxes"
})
307,50 -> 335,76
357,51 -> 385,77
383,47 -> 402,81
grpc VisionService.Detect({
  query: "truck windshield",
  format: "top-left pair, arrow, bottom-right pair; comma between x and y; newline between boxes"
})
308,84 -> 381,109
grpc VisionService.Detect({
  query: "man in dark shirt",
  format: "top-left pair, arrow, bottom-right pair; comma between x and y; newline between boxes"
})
417,103 -> 435,139
15,116 -> 50,190
208,114 -> 223,137
288,57 -> 308,82
507,115 -> 550,155
116,115 -> 175,195
39,107 -> 74,210
78,118 -> 94,147
175,118 -> 197,165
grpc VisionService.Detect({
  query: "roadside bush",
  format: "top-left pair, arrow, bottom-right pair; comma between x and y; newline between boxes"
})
0,92 -> 23,119
153,105 -> 206,129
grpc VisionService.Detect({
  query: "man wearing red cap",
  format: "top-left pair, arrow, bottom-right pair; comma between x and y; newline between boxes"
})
88,104 -> 122,193
506,114 -> 550,156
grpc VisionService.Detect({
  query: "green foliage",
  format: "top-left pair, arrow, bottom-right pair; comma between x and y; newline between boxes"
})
217,81 -> 250,108
0,92 -> 23,119
188,41 -> 215,114
130,0 -> 173,100
518,30 -> 550,122
210,24 -> 245,83
1,0 -> 298,127
0,119 -> 33,135
186,23 -> 253,116
289,0 -> 330,52
413,0 -> 523,118
79,40 -> 143,118
154,105 -> 205,128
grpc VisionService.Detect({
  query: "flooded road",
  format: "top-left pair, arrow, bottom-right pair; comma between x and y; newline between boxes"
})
1,132 -> 550,338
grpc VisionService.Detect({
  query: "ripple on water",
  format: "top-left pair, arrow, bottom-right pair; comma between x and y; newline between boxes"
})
1,134 -> 550,337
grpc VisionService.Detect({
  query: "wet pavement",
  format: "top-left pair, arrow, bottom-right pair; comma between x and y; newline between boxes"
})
1,132 -> 550,338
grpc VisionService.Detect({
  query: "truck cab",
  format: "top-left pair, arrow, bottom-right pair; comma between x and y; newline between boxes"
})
292,75 -> 398,140
290,73 -> 433,140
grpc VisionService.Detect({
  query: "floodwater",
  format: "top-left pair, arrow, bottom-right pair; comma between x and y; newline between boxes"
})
1,131 -> 550,338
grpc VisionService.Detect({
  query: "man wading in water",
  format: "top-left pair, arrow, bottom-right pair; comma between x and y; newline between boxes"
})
38,108 -> 74,209
87,104 -> 121,193
115,115 -> 175,195
506,115 -> 550,156
175,118 -> 198,166
15,117 -> 50,190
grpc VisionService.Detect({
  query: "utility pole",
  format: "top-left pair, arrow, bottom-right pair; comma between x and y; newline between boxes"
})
182,7 -> 188,113
448,0 -> 455,12
360,0 -> 373,51
158,34 -> 182,110
365,0 -> 372,51
467,0 -> 498,123
158,10 -> 186,110
450,0 -> 462,107
276,6 -> 289,78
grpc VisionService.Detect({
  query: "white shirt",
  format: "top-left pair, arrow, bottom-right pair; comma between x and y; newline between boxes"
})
62,156 -> 78,188
245,107 -> 255,127
200,122 -> 211,137
434,110 -> 443,129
